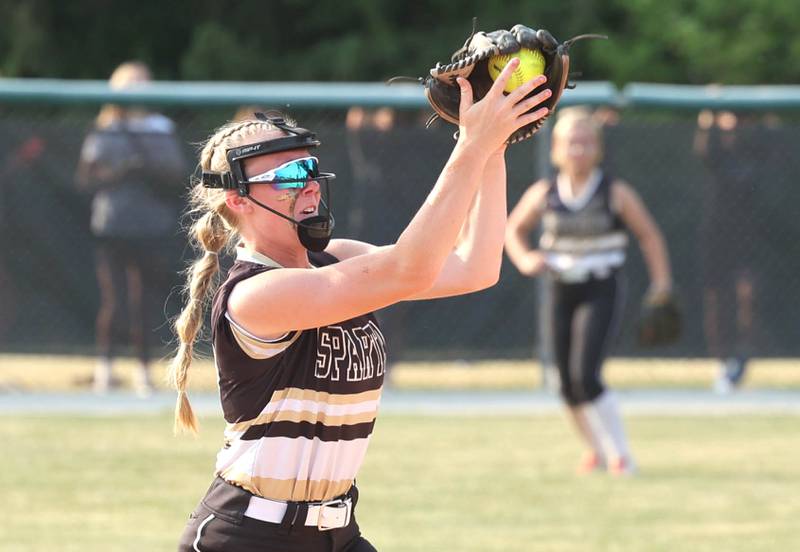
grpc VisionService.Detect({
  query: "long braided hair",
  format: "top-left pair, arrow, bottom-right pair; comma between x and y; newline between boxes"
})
169,117 -> 282,434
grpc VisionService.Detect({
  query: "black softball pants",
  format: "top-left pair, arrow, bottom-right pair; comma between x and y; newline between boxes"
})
548,272 -> 625,406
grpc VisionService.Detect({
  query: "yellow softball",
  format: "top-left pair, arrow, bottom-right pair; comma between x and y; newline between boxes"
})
487,48 -> 546,93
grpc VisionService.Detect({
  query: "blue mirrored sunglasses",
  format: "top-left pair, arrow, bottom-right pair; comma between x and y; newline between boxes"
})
246,156 -> 321,190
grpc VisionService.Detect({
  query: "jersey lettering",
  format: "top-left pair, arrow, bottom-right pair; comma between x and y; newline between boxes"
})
315,321 -> 386,382
364,321 -> 387,377
315,330 -> 342,381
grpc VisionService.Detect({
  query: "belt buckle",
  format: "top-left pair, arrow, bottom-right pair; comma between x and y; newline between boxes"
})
316,497 -> 351,531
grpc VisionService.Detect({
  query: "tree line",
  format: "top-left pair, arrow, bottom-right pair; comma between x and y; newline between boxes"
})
1,0 -> 798,85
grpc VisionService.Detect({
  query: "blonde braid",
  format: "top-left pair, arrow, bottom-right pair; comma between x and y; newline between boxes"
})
169,117 -> 283,434
169,210 -> 232,433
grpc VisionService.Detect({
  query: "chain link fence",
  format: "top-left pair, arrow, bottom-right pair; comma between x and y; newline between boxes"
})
0,82 -> 798,369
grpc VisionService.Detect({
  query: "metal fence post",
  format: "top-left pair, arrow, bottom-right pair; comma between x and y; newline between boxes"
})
533,119 -> 559,392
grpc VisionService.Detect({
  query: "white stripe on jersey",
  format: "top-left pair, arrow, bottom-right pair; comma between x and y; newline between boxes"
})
541,231 -> 629,254
244,436 -> 370,481
216,436 -> 371,498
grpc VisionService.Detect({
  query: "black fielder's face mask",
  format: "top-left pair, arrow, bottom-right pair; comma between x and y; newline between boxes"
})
200,114 -> 336,252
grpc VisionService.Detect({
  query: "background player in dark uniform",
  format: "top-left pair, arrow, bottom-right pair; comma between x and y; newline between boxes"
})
505,108 -> 672,475
170,64 -> 552,551
75,61 -> 186,396
694,109 -> 760,393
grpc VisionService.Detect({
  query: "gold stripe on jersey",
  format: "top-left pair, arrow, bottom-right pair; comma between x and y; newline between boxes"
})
220,470 -> 355,502
251,476 -> 354,502
225,387 -> 382,435
220,469 -> 254,495
273,387 -> 383,406
272,408 -> 378,427
227,319 -> 301,360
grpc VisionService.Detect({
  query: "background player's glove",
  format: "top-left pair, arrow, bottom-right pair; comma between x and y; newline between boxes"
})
637,291 -> 682,347
423,23 -> 605,144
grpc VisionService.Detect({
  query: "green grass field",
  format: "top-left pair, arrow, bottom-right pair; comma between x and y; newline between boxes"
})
2,412 -> 798,551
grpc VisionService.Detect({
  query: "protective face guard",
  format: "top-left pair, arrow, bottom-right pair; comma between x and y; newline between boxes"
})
200,114 -> 336,252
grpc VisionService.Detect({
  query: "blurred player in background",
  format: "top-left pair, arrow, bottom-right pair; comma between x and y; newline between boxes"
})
170,64 -> 552,550
505,107 -> 673,475
694,109 -> 760,393
76,61 -> 187,396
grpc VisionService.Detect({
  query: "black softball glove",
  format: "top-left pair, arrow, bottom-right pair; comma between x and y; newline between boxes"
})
423,23 -> 606,144
637,291 -> 683,347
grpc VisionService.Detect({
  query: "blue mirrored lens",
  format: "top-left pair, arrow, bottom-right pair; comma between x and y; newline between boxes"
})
272,159 -> 319,182
249,157 -> 321,190
271,158 -> 319,188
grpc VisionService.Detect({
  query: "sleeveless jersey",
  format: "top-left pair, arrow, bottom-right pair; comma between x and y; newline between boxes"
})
210,247 -> 387,502
539,170 -> 628,282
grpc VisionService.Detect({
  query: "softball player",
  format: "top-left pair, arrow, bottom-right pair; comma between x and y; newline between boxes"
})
75,61 -> 187,396
172,64 -> 552,551
694,109 -> 758,393
505,108 -> 673,475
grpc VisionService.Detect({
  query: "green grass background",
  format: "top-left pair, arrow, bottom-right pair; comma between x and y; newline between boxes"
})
1,413 -> 798,551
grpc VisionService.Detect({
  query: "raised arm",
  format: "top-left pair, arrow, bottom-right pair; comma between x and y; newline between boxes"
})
229,60 -> 551,336
504,180 -> 550,276
329,83 -> 552,301
613,180 -> 672,295
406,132 -> 547,299
408,145 -> 511,299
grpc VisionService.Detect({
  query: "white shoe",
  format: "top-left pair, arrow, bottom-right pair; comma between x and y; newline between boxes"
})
93,378 -> 110,395
542,366 -> 560,394
712,361 -> 733,395
93,359 -> 113,395
133,365 -> 154,398
713,375 -> 733,395
134,382 -> 154,399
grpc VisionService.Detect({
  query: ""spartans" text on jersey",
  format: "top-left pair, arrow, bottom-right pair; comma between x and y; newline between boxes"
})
314,320 -> 387,382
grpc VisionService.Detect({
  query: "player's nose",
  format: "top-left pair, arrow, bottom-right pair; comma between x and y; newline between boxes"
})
301,180 -> 321,198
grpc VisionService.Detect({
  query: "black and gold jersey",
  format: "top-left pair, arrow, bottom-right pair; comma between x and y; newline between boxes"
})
539,170 -> 628,282
210,248 -> 387,502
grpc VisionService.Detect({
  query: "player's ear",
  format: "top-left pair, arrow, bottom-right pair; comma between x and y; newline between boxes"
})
225,190 -> 251,213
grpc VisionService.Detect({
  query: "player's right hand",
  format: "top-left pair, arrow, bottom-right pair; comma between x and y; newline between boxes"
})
515,250 -> 547,276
